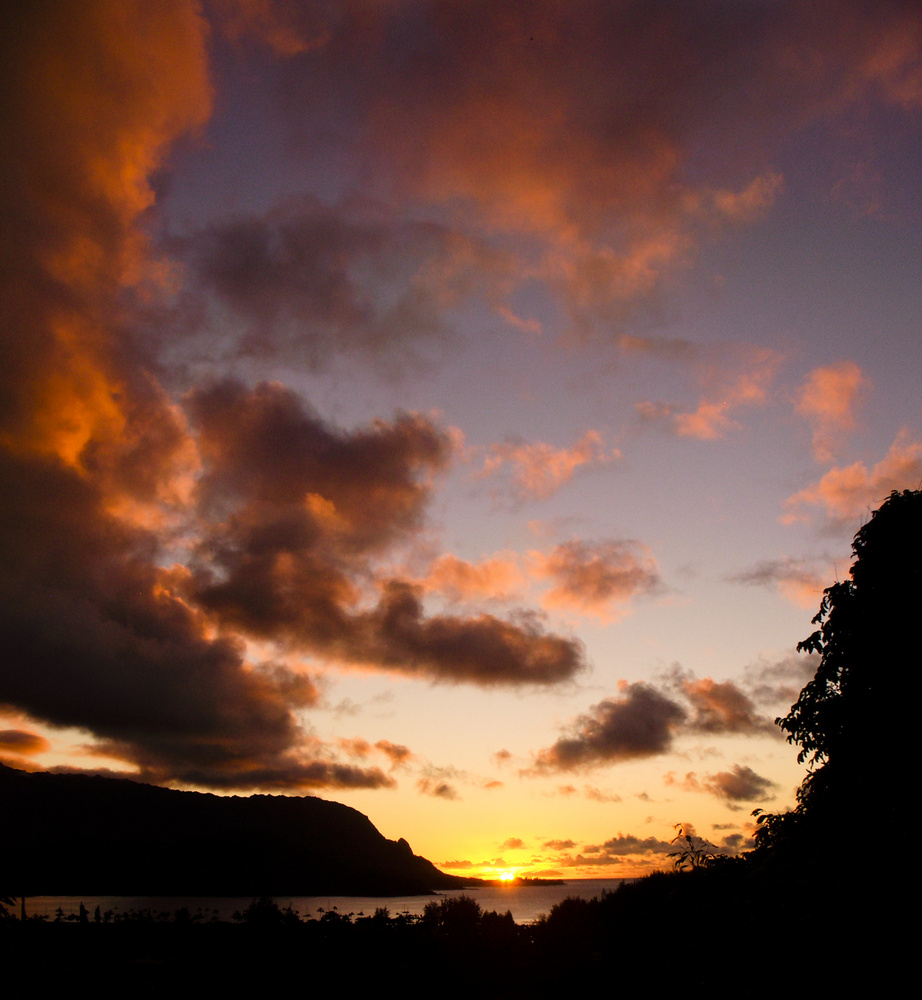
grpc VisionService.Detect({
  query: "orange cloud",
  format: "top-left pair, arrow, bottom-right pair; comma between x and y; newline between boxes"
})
419,552 -> 525,602
709,172 -> 785,223
480,431 -> 617,501
681,676 -> 777,736
795,361 -> 868,462
213,0 -> 333,56
1,1 -> 211,470
0,730 -> 51,756
636,346 -> 783,440
783,431 -> 922,526
532,539 -> 660,622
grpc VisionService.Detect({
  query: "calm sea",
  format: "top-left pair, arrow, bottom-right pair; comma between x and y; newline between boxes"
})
22,878 -> 627,926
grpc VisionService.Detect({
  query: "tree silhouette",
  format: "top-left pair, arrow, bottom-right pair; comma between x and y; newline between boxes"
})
761,489 -> 921,847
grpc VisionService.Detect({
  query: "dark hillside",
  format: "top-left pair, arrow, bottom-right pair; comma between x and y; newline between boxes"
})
1,763 -> 476,896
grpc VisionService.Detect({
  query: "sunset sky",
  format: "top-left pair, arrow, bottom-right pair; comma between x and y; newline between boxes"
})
2,0 -> 921,881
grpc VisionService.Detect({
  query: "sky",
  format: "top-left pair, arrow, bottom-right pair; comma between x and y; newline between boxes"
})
2,0 -> 921,881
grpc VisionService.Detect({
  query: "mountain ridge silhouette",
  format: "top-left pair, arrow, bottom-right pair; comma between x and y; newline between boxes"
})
1,762 -> 479,896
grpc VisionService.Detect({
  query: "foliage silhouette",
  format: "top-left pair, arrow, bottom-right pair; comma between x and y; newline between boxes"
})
759,489 -> 921,851
667,823 -> 723,870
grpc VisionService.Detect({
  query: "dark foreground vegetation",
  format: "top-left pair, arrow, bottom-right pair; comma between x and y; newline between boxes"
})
0,869 -> 902,997
4,492 -> 916,995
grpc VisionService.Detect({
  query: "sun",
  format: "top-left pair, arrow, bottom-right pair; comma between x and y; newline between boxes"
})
499,871 -> 516,882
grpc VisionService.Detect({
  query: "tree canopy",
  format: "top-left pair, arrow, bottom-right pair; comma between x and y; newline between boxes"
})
774,489 -> 921,828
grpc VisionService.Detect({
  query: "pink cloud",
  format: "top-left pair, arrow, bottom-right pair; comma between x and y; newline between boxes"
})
479,431 -> 618,500
637,346 -> 783,440
532,539 -> 660,622
783,430 -> 922,526
795,361 -> 868,462
419,551 -> 524,602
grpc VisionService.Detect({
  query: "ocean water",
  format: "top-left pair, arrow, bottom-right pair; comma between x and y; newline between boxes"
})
22,878 -> 627,926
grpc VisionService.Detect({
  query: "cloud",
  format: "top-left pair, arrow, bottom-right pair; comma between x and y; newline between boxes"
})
542,839 -> 576,851
182,198 -> 509,369
743,655 -> 816,711
419,551 -> 525,602
667,765 -> 778,803
500,838 -> 525,850
479,431 -> 617,501
0,5 -> 593,795
375,740 -> 413,768
637,346 -> 783,440
677,672 -> 778,737
249,1 -> 922,335
532,539 -> 660,622
782,430 -> 922,526
0,3 -> 373,792
583,786 -> 623,803
704,765 -> 777,802
582,834 -> 674,857
529,683 -> 687,772
0,730 -> 51,756
795,361 -> 868,462
729,558 -> 828,608
187,381 -> 584,686
530,668 -> 777,773
213,0 -> 333,56
417,777 -> 459,800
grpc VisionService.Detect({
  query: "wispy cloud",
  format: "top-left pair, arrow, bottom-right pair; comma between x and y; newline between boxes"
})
636,346 -> 783,440
729,557 -> 828,608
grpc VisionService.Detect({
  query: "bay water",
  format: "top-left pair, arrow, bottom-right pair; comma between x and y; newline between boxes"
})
23,877 -> 627,926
